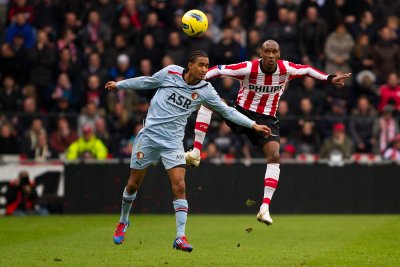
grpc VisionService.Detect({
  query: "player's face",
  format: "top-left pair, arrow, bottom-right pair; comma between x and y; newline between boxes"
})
260,43 -> 280,67
189,56 -> 209,80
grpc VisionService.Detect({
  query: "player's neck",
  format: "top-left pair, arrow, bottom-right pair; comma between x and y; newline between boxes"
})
261,60 -> 277,74
183,72 -> 201,85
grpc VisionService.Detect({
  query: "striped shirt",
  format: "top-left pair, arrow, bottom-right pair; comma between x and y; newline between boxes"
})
205,59 -> 329,117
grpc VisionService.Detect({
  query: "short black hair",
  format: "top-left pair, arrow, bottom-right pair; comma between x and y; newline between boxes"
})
187,50 -> 208,64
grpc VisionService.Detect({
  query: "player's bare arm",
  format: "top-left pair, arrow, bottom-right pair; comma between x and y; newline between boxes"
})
331,73 -> 352,87
105,81 -> 118,91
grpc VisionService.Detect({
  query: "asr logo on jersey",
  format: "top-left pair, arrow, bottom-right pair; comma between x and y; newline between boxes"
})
167,93 -> 191,109
248,83 -> 284,93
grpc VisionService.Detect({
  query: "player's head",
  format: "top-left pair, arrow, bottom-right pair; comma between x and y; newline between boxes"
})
260,40 -> 280,67
186,50 -> 209,81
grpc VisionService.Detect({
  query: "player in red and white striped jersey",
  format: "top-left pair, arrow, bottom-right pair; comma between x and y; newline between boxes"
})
185,40 -> 351,225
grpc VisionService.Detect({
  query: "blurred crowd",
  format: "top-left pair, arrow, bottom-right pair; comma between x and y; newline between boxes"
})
0,0 -> 400,162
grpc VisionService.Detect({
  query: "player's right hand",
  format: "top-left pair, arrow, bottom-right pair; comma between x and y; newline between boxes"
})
105,81 -> 118,91
252,124 -> 271,138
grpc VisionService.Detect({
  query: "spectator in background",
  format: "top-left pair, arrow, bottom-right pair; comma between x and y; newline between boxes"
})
29,131 -> 56,161
6,171 -> 48,216
141,11 -> 165,47
204,12 -> 222,44
0,122 -> 19,154
7,0 -> 34,24
0,75 -> 21,112
105,34 -> 136,68
293,77 -> 324,115
118,0 -> 143,31
81,52 -> 108,85
349,10 -> 377,43
377,73 -> 400,112
27,30 -> 57,96
49,117 -> 78,155
137,34 -> 162,68
208,121 -> 244,159
5,10 -> 36,49
383,134 -> 400,162
77,101 -> 102,135
294,120 -> 320,154
298,6 -> 327,68
49,73 -> 79,111
66,124 -> 108,160
94,117 -> 113,153
19,97 -> 38,130
114,14 -> 139,46
372,105 -> 399,154
279,9 -> 299,62
252,9 -> 268,40
349,96 -> 377,153
109,54 -> 135,81
165,31 -> 186,67
354,70 -> 378,106
211,27 -> 242,65
198,0 -> 223,27
57,47 -> 79,84
0,43 -> 19,78
34,0 -> 62,34
91,0 -> 117,26
119,123 -> 142,158
350,34 -> 374,74
324,23 -> 354,75
57,28 -> 78,63
373,27 -> 400,83
319,122 -> 354,159
229,15 -> 247,48
84,74 -> 104,108
20,118 -> 46,158
246,28 -> 261,59
79,10 -> 111,56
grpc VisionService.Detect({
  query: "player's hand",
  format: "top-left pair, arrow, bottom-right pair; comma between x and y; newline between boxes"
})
105,81 -> 118,91
252,124 -> 271,137
332,73 -> 352,87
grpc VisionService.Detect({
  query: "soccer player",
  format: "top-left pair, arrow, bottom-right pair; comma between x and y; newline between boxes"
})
105,51 -> 270,252
185,40 -> 351,225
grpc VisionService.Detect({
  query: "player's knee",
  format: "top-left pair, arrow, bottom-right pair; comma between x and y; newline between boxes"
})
267,152 -> 280,163
173,180 -> 186,195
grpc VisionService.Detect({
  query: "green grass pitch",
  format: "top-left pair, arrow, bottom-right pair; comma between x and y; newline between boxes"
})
0,215 -> 399,266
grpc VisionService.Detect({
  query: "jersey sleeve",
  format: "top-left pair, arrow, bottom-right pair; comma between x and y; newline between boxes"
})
205,62 -> 249,81
287,62 -> 329,81
116,67 -> 169,90
202,85 -> 255,128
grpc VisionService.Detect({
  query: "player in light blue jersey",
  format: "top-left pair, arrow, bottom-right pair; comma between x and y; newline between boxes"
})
105,51 -> 271,252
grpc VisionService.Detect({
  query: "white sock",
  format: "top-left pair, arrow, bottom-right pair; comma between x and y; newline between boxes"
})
193,106 -> 213,154
119,187 -> 137,224
261,164 -> 280,211
173,199 -> 188,238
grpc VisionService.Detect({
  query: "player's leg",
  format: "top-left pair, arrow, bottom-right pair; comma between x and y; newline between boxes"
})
114,133 -> 159,245
167,166 -> 193,252
114,168 -> 147,245
257,141 -> 280,225
185,105 -> 213,167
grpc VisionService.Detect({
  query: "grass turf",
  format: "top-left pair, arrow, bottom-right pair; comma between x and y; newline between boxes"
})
0,215 -> 399,267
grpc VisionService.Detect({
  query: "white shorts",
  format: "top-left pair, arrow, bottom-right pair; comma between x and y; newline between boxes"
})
130,132 -> 186,170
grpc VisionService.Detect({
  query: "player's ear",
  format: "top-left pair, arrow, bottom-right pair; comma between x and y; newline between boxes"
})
188,61 -> 193,70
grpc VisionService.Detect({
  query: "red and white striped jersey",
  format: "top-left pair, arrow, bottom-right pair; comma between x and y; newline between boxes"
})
205,59 -> 329,117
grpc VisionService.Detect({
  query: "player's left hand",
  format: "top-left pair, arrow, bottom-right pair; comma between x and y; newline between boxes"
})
332,73 -> 352,87
105,81 -> 118,91
252,124 -> 271,137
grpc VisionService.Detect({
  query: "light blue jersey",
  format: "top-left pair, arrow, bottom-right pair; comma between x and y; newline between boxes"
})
117,65 -> 255,169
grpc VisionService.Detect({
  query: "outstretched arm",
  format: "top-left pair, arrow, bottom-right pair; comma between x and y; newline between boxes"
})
105,67 -> 168,91
287,62 -> 351,87
205,62 -> 249,81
